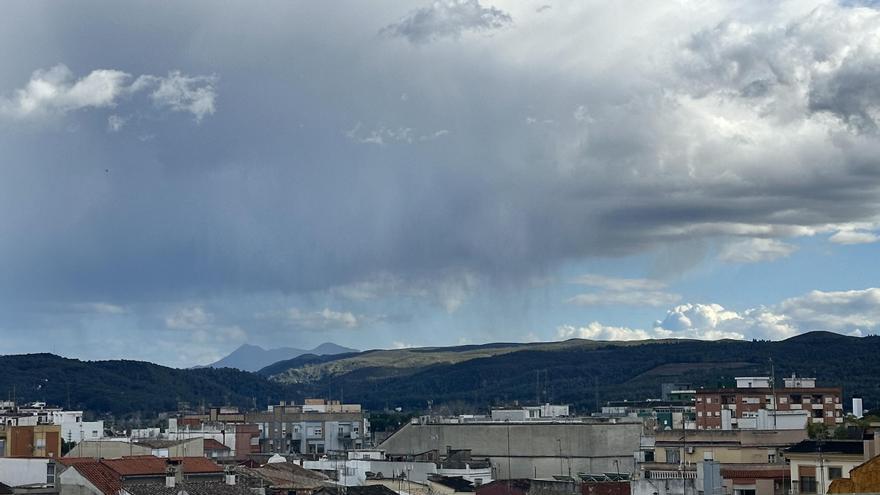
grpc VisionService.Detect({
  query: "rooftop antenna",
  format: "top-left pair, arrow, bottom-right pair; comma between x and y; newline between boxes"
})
770,358 -> 777,431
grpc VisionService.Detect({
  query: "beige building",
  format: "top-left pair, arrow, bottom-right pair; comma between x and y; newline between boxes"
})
784,438 -> 880,495
654,429 -> 807,465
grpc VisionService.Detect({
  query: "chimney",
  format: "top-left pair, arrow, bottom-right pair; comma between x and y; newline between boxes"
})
165,465 -> 176,488
166,459 -> 183,488
225,465 -> 236,486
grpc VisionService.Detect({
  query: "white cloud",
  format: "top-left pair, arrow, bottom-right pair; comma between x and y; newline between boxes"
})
381,0 -> 512,44
144,71 -> 217,122
557,322 -> 651,341
69,302 -> 127,315
164,305 -> 246,347
653,303 -> 793,340
650,288 -> 880,340
560,287 -> 880,343
829,229 -> 879,245
0,64 -> 217,122
285,307 -> 360,330
107,114 -> 127,132
775,288 -> 880,333
332,271 -> 478,313
718,238 -> 798,263
0,65 -> 129,118
571,274 -> 666,291
165,306 -> 212,330
345,122 -> 448,145
566,274 -> 680,307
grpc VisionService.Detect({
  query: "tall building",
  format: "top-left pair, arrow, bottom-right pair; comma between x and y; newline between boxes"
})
695,374 -> 842,430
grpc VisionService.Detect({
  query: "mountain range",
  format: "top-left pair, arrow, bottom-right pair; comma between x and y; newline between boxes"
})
1,332 -> 877,419
206,342 -> 357,372
259,331 -> 880,413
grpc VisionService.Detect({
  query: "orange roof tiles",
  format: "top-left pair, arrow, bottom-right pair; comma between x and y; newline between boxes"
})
72,461 -> 124,495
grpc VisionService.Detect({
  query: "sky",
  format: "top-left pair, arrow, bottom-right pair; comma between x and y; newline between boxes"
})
2,0 -> 880,368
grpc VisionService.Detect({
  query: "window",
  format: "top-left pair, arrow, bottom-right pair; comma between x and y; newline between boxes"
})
47,463 -> 55,484
800,476 -> 817,494
665,448 -> 681,464
36,438 -> 46,449
706,398 -> 712,404
768,454 -> 776,463
828,467 -> 843,480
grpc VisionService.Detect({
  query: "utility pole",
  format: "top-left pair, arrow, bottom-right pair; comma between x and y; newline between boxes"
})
507,421 -> 512,487
681,413 -> 687,468
557,438 -> 563,476
771,358 -> 777,431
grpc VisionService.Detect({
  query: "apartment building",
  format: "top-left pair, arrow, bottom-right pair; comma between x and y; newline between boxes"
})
696,375 -> 842,430
176,399 -> 369,455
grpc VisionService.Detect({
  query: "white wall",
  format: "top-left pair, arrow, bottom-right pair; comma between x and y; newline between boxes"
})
62,420 -> 104,443
59,464 -> 104,495
0,458 -> 52,487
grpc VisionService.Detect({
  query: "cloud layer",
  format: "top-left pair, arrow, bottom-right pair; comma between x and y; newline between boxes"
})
2,1 -> 880,365
0,64 -> 216,122
381,0 -> 512,43
559,288 -> 880,342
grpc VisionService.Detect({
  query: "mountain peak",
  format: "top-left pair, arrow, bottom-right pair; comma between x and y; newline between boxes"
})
207,342 -> 357,372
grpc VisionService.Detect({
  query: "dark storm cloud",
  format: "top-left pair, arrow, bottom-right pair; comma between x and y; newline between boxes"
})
2,1 -> 880,364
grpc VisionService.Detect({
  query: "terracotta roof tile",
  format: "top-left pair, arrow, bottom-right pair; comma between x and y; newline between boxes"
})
102,456 -> 223,476
73,461 -> 124,495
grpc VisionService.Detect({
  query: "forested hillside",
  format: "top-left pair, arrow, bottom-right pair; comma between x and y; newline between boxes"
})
0,353 -> 293,418
265,332 -> 880,412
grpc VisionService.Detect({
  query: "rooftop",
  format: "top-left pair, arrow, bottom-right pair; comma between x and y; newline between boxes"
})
786,440 -> 864,456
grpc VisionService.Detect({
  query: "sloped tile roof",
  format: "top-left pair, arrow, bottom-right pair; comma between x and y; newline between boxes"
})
102,456 -> 223,476
72,461 -> 124,495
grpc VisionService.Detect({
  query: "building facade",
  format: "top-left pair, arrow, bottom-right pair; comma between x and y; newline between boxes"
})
696,375 -> 842,430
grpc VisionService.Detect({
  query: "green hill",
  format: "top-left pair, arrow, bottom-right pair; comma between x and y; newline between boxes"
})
264,332 -> 880,412
2,332 -> 877,419
0,353 -> 292,418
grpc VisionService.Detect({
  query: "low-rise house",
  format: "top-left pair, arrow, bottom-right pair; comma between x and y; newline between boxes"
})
204,438 -> 232,459
0,458 -> 59,494
785,440 -> 867,495
653,428 -> 807,465
58,455 -> 253,495
721,463 -> 789,495
0,425 -> 61,458
235,460 -> 330,494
